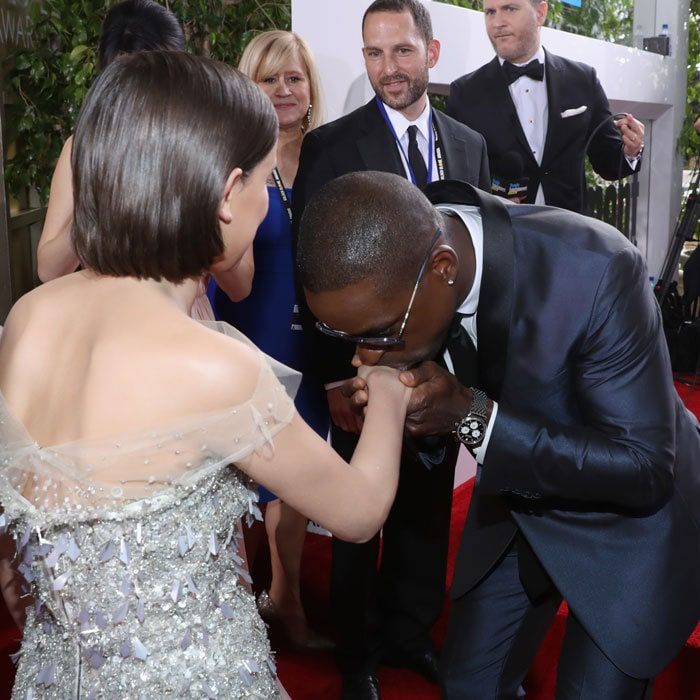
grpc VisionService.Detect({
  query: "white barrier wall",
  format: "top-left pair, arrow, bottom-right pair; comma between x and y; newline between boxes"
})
291,0 -> 689,279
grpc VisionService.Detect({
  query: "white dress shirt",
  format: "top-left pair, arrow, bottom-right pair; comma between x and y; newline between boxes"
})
437,204 -> 498,464
499,46 -> 548,204
383,101 -> 438,184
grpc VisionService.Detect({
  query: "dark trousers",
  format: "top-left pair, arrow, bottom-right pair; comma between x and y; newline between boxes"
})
330,424 -> 458,675
441,540 -> 653,699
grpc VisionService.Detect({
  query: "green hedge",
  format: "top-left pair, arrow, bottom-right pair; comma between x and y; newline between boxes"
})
5,0 -> 290,202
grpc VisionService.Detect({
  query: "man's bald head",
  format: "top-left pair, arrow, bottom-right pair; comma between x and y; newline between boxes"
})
297,171 -> 441,298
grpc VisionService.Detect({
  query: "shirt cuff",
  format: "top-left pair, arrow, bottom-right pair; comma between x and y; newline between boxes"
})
324,380 -> 346,391
473,400 -> 499,464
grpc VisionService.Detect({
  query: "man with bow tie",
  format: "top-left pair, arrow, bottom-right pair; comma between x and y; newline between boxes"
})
297,171 -> 700,700
446,0 -> 645,214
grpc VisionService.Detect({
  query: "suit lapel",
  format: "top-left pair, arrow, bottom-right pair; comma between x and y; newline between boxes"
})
541,49 -> 564,167
356,100 -> 405,175
476,190 -> 514,400
423,181 -> 514,400
433,110 -> 462,180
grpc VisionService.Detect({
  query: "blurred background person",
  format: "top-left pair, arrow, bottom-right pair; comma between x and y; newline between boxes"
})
34,0 -> 240,321
36,0 -> 186,284
207,30 -> 332,652
446,0 -> 645,214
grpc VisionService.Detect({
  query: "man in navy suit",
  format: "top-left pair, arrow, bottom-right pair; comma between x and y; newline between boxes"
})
292,2 -> 489,697
446,0 -> 645,213
297,171 -> 700,699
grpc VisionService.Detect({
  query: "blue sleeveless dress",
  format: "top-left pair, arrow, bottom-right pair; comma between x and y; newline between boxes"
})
208,186 -> 329,502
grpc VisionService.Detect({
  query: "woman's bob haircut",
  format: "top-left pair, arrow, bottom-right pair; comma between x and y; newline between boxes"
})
71,51 -> 278,282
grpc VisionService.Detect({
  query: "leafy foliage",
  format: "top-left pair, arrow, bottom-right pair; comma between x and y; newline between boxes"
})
680,0 -> 700,164
436,0 -> 633,45
548,0 -> 632,45
6,0 -> 698,199
5,0 -> 290,202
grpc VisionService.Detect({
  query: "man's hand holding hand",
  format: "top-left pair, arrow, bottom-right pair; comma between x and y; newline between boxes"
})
327,385 -> 365,434
398,361 -> 472,438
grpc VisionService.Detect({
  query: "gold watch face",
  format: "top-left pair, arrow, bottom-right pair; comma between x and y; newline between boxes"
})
457,415 -> 487,446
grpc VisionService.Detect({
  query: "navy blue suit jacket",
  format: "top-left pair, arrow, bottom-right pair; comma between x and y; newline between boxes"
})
424,181 -> 700,679
446,50 -> 640,213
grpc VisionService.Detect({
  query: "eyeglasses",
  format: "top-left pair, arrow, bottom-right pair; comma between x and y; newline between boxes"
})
315,228 -> 443,349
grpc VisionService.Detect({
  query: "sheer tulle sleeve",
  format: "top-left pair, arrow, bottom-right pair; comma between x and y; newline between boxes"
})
0,322 -> 300,525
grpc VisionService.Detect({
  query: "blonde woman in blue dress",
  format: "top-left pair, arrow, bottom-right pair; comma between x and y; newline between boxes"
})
0,52 -> 410,698
209,30 -> 332,652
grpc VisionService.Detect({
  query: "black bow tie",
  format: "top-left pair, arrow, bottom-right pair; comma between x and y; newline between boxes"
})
502,59 -> 544,85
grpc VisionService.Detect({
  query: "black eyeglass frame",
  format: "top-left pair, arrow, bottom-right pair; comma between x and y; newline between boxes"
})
315,228 -> 443,349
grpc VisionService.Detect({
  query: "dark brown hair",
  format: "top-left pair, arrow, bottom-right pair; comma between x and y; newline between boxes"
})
362,0 -> 434,46
98,0 -> 185,70
71,51 -> 277,282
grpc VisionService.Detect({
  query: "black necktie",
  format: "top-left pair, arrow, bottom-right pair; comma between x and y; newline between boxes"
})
502,59 -> 544,85
446,313 -> 478,388
413,313 -> 477,470
406,125 -> 428,188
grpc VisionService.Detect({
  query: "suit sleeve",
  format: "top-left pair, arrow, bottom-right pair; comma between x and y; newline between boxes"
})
477,132 -> 491,192
479,246 -> 675,514
445,80 -> 465,123
292,131 -> 357,387
446,83 -> 491,192
585,69 -> 638,181
292,130 -> 337,248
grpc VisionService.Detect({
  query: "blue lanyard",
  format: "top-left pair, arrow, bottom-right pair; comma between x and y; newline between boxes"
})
375,97 -> 441,185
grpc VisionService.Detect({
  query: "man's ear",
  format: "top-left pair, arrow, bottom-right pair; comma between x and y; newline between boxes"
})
536,1 -> 548,27
218,167 -> 244,224
430,245 -> 458,285
427,39 -> 440,69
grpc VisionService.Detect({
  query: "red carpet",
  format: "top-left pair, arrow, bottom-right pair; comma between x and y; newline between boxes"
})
0,381 -> 698,698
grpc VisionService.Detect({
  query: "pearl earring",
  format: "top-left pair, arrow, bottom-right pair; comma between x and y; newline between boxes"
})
447,279 -> 455,286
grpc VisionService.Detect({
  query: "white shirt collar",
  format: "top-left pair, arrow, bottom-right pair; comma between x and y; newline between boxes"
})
381,99 -> 431,141
498,45 -> 545,69
436,204 -> 483,316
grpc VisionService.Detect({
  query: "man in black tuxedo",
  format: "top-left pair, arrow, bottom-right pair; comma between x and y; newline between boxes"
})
297,170 -> 700,699
292,1 -> 489,697
446,0 -> 645,213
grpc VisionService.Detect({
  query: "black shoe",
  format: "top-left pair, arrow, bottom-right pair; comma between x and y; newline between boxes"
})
340,672 -> 380,700
383,648 -> 440,684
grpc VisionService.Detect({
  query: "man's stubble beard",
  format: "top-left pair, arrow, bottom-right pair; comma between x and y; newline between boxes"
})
370,65 -> 429,113
490,29 -> 540,64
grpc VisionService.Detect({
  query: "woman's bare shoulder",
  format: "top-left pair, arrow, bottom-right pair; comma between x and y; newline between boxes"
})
161,320 -> 264,413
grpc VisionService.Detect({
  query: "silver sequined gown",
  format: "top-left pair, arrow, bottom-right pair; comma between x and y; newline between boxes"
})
0,322 -> 300,699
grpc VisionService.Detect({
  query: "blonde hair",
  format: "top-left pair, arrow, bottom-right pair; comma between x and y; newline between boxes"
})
238,30 -> 324,132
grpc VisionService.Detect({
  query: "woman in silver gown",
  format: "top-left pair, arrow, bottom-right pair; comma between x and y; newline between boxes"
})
0,52 -> 411,698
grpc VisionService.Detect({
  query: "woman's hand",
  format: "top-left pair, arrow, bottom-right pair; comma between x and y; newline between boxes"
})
359,364 -> 412,411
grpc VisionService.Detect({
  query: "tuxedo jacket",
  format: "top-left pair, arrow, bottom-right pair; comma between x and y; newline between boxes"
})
292,98 -> 491,386
446,50 -> 639,213
423,180 -> 700,679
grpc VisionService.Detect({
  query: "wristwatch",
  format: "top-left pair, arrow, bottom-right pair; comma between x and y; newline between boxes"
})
454,388 -> 490,450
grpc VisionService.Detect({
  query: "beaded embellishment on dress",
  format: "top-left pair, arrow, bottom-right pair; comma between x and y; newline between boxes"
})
0,322 -> 300,699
